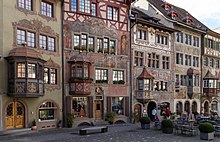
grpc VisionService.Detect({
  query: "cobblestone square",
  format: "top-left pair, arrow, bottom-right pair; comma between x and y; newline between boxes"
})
0,124 -> 220,142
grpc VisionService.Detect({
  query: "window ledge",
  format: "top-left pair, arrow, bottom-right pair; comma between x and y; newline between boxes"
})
38,14 -> 57,22
16,7 -> 37,16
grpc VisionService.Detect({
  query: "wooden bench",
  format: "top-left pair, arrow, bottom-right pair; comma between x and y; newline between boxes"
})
79,126 -> 108,135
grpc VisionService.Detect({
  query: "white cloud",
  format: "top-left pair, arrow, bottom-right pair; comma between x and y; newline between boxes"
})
166,0 -> 220,29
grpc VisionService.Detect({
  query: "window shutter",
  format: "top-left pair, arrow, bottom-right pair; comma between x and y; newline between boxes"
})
107,96 -> 111,112
66,96 -> 72,113
125,97 -> 129,117
88,96 -> 93,118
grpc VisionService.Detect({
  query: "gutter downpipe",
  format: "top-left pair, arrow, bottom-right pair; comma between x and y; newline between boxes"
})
61,0 -> 66,127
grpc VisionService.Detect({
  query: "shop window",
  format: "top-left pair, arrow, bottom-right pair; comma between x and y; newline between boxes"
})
72,97 -> 87,117
39,101 -> 57,121
112,97 -> 124,115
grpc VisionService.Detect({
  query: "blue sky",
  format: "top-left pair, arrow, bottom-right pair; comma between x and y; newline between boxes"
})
166,0 -> 220,30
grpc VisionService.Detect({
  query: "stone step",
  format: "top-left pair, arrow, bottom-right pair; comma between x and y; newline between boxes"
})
0,128 -> 34,136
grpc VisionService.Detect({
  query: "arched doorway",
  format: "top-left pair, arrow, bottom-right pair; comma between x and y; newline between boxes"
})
176,101 -> 183,115
192,102 -> 197,113
147,101 -> 156,121
184,101 -> 190,114
6,101 -> 25,129
204,101 -> 209,115
134,104 -> 141,122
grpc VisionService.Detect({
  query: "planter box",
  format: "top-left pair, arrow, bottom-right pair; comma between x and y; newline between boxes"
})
200,132 -> 214,140
162,127 -> 173,134
141,123 -> 150,129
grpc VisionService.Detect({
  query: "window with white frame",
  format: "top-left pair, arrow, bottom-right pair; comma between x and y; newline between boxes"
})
193,75 -> 199,86
91,3 -> 96,16
176,53 -> 183,65
203,57 -> 208,66
185,34 -> 192,45
148,53 -> 160,68
185,55 -> 192,66
209,58 -> 214,67
160,81 -> 168,91
176,32 -> 183,43
17,29 -> 35,47
88,37 -> 94,51
137,29 -> 147,40
113,70 -> 124,84
81,34 -> 87,50
18,0 -> 32,10
97,38 -> 103,52
95,69 -> 108,83
73,34 -> 80,50
71,0 -> 96,16
162,56 -> 169,69
107,6 -> 118,21
180,75 -> 186,86
216,60 -> 219,68
103,38 -> 109,53
17,63 -> 26,78
41,1 -> 53,17
193,36 -> 199,47
193,56 -> 199,67
134,51 -> 143,66
156,34 -> 168,45
44,67 -> 57,85
208,39 -> 213,48
28,63 -> 36,78
39,35 -> 55,51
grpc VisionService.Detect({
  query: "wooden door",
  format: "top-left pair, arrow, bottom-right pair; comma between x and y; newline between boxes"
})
6,101 -> 25,129
94,100 -> 103,119
134,104 -> 141,122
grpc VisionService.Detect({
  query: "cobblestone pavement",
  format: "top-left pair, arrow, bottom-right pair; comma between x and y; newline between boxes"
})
0,123 -> 219,142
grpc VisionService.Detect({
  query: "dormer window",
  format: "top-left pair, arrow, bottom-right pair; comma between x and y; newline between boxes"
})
168,11 -> 178,20
161,2 -> 171,11
183,16 -> 193,24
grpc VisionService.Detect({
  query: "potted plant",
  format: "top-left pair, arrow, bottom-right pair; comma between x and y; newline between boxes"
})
31,119 -> 37,130
67,113 -> 75,128
131,112 -> 139,124
199,122 -> 214,140
161,119 -> 173,134
140,116 -> 151,129
106,112 -> 116,124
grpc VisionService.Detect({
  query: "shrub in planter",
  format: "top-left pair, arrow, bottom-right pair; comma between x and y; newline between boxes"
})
67,113 -> 75,128
140,117 -> 150,129
161,119 -> 173,134
199,122 -> 214,140
106,112 -> 116,124
31,119 -> 37,130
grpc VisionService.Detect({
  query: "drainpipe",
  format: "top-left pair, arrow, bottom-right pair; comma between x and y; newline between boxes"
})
61,0 -> 66,127
129,12 -> 137,122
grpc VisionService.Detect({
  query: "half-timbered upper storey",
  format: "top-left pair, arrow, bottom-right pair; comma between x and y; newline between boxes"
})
63,0 -> 130,31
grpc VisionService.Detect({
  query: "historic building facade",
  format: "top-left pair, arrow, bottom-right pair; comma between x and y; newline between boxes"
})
63,0 -> 131,125
132,0 -> 209,116
130,6 -> 176,121
0,0 -> 62,130
201,30 -> 220,115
